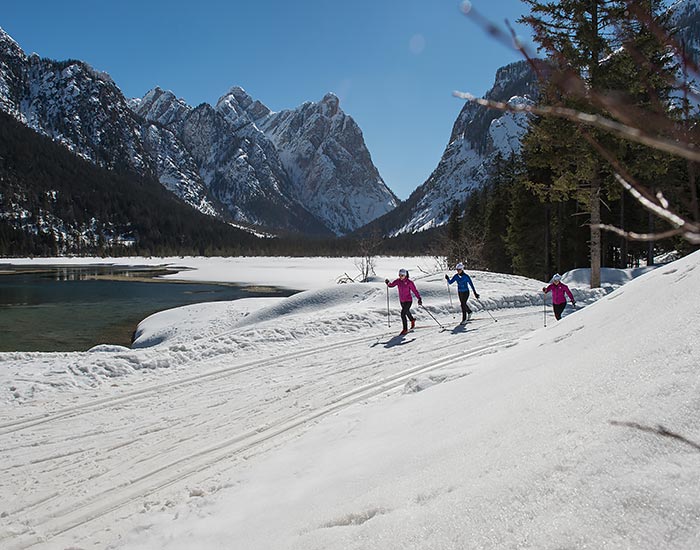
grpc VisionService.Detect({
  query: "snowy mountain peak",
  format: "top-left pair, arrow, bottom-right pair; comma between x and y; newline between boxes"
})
133,86 -> 191,127
258,93 -> 398,234
216,86 -> 271,125
0,26 -> 397,236
367,59 -> 539,236
0,26 -> 23,55
225,85 -> 252,106
0,26 -> 28,117
320,92 -> 340,117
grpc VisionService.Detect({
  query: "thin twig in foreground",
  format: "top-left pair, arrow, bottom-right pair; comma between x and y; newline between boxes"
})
452,92 -> 700,163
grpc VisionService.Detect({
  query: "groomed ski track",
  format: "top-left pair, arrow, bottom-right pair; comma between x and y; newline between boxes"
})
1,305 -> 544,549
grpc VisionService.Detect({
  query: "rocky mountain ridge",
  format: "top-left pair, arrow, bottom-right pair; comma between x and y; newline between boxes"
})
0,28 -> 397,236
359,60 -> 538,237
366,0 -> 699,237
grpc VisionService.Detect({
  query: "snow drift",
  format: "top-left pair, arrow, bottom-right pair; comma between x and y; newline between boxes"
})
0,253 -> 698,549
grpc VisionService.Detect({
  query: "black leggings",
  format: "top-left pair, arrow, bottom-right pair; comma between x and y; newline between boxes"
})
553,302 -> 566,320
458,291 -> 472,320
400,300 -> 415,330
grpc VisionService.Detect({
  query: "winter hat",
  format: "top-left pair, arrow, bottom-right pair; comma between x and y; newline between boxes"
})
398,268 -> 408,276
455,262 -> 464,270
551,273 -> 562,282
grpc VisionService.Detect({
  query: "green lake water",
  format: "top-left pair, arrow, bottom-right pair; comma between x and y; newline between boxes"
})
0,265 -> 295,352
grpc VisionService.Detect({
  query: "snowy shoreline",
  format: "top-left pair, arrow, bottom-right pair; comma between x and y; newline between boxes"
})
1,254 -> 697,549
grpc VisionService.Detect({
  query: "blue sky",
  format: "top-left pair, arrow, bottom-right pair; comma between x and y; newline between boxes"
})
2,0 -> 532,200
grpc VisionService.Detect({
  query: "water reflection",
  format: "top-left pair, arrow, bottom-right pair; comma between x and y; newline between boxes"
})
0,265 -> 295,352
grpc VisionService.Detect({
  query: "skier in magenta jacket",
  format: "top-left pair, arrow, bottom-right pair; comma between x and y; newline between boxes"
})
385,268 -> 422,335
542,273 -> 576,321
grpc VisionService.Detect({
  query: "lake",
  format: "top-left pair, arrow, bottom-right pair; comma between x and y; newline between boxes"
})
0,264 -> 296,352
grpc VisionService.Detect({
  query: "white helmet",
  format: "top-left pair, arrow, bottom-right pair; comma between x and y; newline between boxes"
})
456,262 -> 464,270
398,268 -> 408,276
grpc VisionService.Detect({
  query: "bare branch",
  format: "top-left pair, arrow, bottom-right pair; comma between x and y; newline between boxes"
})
595,224 -> 694,242
459,1 -> 700,248
624,0 -> 700,78
578,128 -> 700,247
612,173 -> 700,233
452,91 -> 700,162
463,1 -> 700,154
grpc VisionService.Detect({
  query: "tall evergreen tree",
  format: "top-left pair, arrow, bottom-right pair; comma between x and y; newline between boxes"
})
519,0 -> 691,275
520,0 -> 625,286
601,0 -> 680,266
483,154 -> 519,273
505,176 -> 548,279
445,204 -> 466,268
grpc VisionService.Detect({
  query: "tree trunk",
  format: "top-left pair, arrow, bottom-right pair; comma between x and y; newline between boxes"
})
588,2 -> 601,288
689,161 -> 699,223
544,200 -> 551,281
557,201 -> 563,273
620,192 -> 627,267
647,210 -> 655,266
590,168 -> 602,288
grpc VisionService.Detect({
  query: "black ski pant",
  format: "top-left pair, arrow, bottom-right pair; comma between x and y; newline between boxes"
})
553,302 -> 566,320
400,300 -> 415,330
458,290 -> 472,321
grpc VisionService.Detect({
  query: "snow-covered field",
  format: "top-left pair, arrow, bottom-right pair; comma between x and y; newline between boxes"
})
0,254 -> 698,549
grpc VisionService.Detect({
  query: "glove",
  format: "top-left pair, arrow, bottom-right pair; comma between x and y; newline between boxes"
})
445,274 -> 449,281
385,278 -> 390,284
542,287 -> 547,292
572,301 -> 577,307
475,293 -> 480,299
418,299 -> 422,306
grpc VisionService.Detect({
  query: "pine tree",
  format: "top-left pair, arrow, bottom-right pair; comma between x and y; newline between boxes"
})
520,0 -> 626,286
445,204 -> 465,268
519,0 -> 690,274
483,153 -> 519,273
505,177 -> 548,279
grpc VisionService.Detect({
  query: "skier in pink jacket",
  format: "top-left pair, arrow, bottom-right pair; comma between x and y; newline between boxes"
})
542,273 -> 576,320
385,268 -> 422,335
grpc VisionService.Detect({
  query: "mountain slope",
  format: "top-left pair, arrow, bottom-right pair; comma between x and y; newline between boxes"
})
672,0 -> 700,62
0,109 -> 259,255
0,29 -> 219,219
258,92 -> 399,234
133,87 -> 331,234
359,60 -> 538,237
0,27 -> 396,237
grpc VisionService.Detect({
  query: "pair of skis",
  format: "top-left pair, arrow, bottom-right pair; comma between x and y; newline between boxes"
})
415,304 -> 495,332
446,280 -> 498,325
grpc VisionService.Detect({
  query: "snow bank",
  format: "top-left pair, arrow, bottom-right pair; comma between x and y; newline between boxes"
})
2,253 -> 697,550
563,265 -> 659,287
114,251 -> 700,550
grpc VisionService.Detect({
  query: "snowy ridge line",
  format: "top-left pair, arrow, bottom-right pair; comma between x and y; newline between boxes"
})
0,332 -> 393,436
129,285 -> 383,352
7,337 -> 514,548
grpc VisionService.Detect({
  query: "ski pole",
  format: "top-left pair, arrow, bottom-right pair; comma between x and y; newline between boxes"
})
386,285 -> 391,328
420,304 -> 446,330
543,293 -> 547,327
446,279 -> 455,319
476,299 -> 497,322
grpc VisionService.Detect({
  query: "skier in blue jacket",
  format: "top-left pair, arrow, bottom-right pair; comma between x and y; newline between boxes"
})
445,262 -> 479,325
